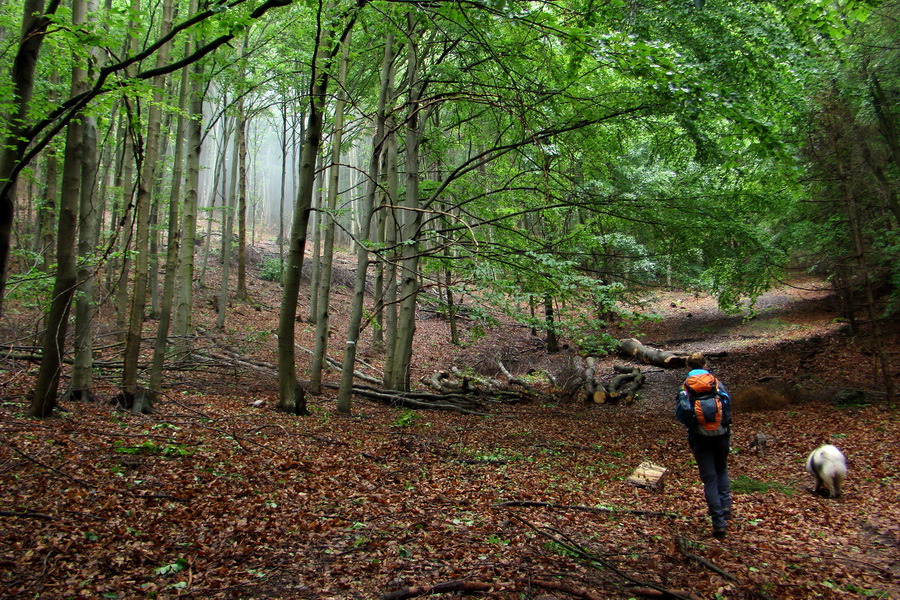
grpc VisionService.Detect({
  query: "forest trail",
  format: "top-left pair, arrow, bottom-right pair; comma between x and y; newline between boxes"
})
1,272 -> 897,600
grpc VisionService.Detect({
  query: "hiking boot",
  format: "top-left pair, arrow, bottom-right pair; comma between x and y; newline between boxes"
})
713,527 -> 727,540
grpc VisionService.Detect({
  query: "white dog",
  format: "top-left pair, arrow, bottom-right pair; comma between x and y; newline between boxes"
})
806,444 -> 847,498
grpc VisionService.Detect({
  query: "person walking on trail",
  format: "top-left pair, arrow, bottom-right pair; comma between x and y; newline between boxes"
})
675,352 -> 733,539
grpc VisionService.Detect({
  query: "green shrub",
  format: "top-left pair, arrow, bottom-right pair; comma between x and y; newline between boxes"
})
259,258 -> 283,282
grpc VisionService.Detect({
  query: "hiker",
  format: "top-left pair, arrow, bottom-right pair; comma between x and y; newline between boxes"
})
675,352 -> 733,539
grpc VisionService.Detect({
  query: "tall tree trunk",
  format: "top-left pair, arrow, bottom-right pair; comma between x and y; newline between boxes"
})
236,79 -> 250,300
445,264 -> 459,345
310,33 -> 351,393
114,119 -> 135,341
68,110 -> 100,401
308,153 -> 324,322
173,14 -> 204,349
150,6 -> 191,391
69,0 -> 108,401
390,15 -> 426,392
544,294 -> 559,352
34,69 -> 59,272
0,0 -> 61,314
122,0 -> 172,402
278,3 -> 359,414
381,122 -> 400,388
148,109 -> 172,320
114,2 -> 143,342
336,31 -> 392,414
200,117 -> 230,288
217,95 -> 244,329
27,0 -> 86,417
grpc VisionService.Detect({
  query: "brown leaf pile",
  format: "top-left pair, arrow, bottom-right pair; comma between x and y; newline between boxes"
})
1,270 -> 898,599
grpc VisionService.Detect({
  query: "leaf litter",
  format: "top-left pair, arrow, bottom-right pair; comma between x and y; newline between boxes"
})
1,271 -> 898,599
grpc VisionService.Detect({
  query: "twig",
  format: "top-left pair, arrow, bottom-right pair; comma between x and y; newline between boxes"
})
495,500 -> 677,518
675,537 -> 736,581
2,440 -> 93,488
0,510 -> 55,521
530,578 -> 605,600
816,554 -> 892,575
511,515 -> 693,600
382,579 -> 497,600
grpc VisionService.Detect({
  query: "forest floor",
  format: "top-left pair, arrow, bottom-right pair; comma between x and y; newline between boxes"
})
0,251 -> 898,600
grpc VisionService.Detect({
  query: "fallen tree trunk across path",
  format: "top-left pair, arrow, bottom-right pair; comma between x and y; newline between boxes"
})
617,338 -> 686,369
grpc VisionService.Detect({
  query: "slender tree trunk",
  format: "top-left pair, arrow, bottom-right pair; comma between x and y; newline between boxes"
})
544,294 -> 559,352
148,110 -> 172,320
390,16 -> 426,392
122,0 -> 172,401
68,108 -> 100,401
309,153 -> 324,323
278,96 -> 288,263
371,194 -> 385,353
381,123 -> 399,388
200,117 -> 229,288
114,125 -> 135,341
445,264 -> 458,345
310,34 -> 350,393
336,31 -> 392,414
114,4 -> 142,342
0,0 -> 61,314
149,10 -> 190,391
278,2 -> 359,414
35,69 -> 59,272
217,95 -> 244,329
173,14 -> 204,349
236,80 -> 250,300
27,0 -> 85,417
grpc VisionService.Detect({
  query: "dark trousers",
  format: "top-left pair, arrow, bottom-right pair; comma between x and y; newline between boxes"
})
690,433 -> 731,529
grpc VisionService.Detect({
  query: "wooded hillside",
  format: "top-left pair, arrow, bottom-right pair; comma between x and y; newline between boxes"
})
0,0 -> 895,414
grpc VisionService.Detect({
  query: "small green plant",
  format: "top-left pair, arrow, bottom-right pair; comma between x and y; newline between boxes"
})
544,540 -> 580,559
391,409 -> 419,428
486,534 -> 510,545
162,444 -> 196,457
154,558 -> 188,576
259,257 -> 283,282
115,440 -> 160,455
730,475 -> 795,495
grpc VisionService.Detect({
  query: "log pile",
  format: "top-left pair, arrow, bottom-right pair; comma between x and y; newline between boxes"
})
572,358 -> 646,405
608,365 -> 645,404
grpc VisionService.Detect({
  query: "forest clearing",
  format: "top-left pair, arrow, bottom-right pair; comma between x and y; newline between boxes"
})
1,260 -> 897,600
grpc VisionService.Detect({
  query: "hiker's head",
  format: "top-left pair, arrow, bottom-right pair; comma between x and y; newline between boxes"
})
686,352 -> 707,370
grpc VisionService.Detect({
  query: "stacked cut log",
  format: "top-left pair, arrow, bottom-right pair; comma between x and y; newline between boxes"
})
581,356 -> 610,404
607,365 -> 645,404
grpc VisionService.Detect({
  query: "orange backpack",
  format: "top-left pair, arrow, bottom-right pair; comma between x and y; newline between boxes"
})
684,373 -> 729,436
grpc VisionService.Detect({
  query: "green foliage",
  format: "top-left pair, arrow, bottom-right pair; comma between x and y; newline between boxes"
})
5,250 -> 54,309
114,440 -> 195,457
391,409 -> 419,428
258,258 -> 283,283
154,558 -> 189,576
730,475 -> 795,495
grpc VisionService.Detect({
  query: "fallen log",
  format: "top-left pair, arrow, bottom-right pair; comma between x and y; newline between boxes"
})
382,580 -> 496,600
530,579 -> 605,600
617,338 -> 686,369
